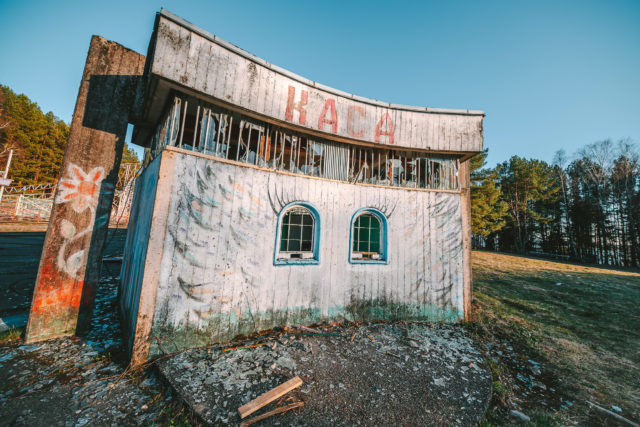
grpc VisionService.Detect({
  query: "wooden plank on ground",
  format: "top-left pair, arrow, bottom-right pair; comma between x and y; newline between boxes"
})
238,376 -> 303,419
240,401 -> 305,426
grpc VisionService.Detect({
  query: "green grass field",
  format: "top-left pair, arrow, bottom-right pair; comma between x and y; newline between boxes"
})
470,251 -> 640,426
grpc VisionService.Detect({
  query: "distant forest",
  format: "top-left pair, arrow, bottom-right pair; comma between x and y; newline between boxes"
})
0,84 -> 139,186
472,140 -> 640,268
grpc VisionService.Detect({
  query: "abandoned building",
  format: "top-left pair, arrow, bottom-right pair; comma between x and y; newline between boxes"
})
118,10 -> 484,363
24,10 -> 483,364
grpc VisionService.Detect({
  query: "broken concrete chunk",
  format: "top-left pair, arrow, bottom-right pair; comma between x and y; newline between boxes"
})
432,378 -> 446,387
275,356 -> 296,371
509,410 -> 531,422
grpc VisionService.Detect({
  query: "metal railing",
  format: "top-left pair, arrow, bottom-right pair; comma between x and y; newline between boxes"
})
149,95 -> 460,191
0,163 -> 140,225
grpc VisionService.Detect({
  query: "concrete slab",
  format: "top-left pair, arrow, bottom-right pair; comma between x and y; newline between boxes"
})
157,322 -> 492,426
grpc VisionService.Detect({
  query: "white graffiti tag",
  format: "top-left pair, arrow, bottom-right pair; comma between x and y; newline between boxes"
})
55,164 -> 105,278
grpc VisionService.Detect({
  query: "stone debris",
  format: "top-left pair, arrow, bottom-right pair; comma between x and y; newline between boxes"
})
0,264 -> 170,425
158,322 -> 492,426
510,409 -> 531,422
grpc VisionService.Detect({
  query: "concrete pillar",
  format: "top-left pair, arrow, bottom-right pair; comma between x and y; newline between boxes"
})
25,36 -> 145,342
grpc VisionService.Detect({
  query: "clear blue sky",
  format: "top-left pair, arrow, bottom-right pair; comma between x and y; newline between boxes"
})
1,0 -> 638,166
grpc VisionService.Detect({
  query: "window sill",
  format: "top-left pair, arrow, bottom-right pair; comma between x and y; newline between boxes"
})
274,258 -> 320,266
349,258 -> 388,265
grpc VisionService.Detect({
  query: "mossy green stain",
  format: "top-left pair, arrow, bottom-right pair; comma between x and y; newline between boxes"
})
148,301 -> 461,359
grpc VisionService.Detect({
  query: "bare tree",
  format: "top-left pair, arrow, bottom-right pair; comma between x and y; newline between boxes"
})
611,139 -> 639,266
578,140 -> 616,263
553,149 -> 579,258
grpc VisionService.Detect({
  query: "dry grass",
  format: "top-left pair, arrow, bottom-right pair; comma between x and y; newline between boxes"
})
0,328 -> 22,343
470,251 -> 640,426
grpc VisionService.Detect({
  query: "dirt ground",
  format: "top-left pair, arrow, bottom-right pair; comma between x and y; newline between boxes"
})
0,255 -> 184,426
0,232 -> 492,426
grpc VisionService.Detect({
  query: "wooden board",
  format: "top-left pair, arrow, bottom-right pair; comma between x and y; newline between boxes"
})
238,376 -> 303,419
240,401 -> 304,426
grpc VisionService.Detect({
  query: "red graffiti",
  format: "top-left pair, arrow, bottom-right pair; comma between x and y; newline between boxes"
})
29,259 -> 83,317
284,86 -> 396,144
285,86 -> 308,125
318,99 -> 338,133
375,113 -> 394,144
347,105 -> 365,138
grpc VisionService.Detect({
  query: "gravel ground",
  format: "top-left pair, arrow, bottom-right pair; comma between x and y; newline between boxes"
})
158,322 -> 492,426
0,261 -> 173,426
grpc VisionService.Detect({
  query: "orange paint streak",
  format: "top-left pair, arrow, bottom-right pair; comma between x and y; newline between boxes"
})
64,192 -> 78,200
60,182 -> 76,188
78,181 -> 97,197
29,261 -> 84,317
73,167 -> 84,181
92,170 -> 102,181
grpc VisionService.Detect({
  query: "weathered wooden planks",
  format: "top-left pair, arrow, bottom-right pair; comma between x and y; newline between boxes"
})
150,11 -> 483,154
459,160 -> 472,320
238,376 -> 303,419
240,401 -> 305,426
137,149 -> 465,360
128,151 -> 178,365
119,154 -> 163,355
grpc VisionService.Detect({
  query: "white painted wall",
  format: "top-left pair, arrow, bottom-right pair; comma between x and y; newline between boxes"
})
148,150 -> 465,353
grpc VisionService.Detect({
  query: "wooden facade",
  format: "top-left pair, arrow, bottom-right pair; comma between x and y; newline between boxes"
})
121,10 -> 484,364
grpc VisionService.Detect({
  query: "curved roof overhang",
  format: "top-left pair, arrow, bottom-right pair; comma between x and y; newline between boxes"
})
134,9 -> 484,158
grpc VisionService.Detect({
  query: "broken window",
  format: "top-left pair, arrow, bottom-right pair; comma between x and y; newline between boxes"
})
275,204 -> 319,265
149,94 -> 460,191
351,210 -> 387,263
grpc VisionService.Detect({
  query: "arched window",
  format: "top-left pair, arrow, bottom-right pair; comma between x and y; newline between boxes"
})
274,203 -> 320,265
350,208 -> 388,264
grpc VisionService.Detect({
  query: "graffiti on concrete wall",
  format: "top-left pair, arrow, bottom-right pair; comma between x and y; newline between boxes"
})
55,164 -> 105,278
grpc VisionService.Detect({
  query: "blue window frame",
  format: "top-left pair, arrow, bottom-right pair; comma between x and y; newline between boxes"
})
349,208 -> 388,264
274,202 -> 320,265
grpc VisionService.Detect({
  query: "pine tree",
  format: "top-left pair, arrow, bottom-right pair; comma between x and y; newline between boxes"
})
0,84 -> 68,185
498,156 -> 560,254
470,149 -> 508,240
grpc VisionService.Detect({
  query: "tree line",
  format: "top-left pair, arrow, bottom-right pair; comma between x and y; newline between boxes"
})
0,84 -> 139,188
0,84 -> 68,185
471,139 -> 640,267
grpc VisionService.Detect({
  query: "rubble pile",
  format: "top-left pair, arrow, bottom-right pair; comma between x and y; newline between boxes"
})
158,322 -> 492,426
0,266 -> 169,426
